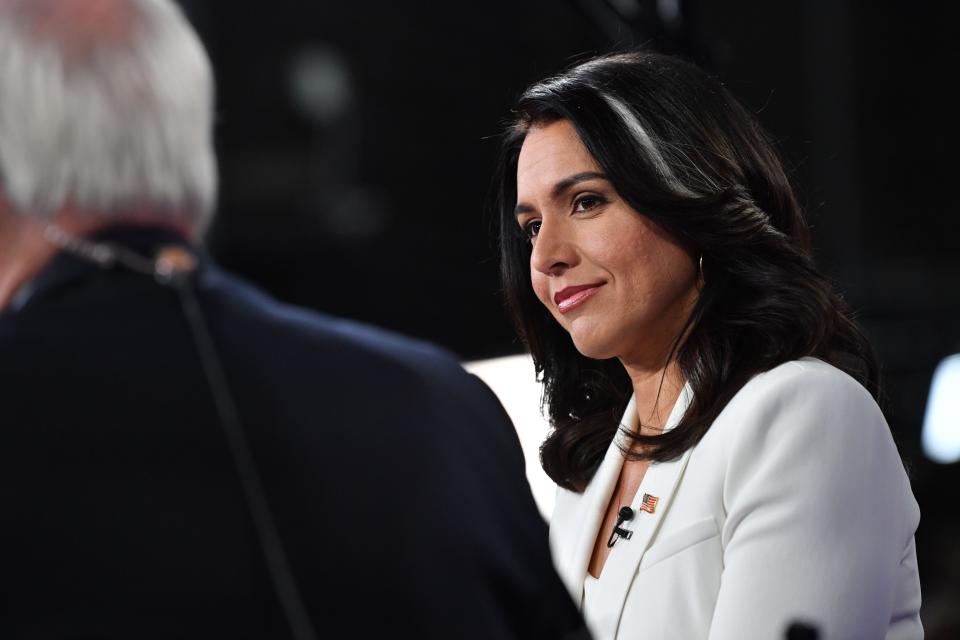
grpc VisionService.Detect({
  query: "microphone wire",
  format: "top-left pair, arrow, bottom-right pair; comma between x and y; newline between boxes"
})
170,272 -> 319,640
43,226 -> 319,640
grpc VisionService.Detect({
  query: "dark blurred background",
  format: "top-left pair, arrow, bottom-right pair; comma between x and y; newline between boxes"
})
180,0 -> 958,634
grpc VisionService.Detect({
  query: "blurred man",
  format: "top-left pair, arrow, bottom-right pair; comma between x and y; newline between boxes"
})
0,1 -> 585,638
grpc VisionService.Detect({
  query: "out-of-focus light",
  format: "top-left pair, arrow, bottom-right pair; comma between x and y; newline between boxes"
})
288,45 -> 352,125
656,0 -> 683,28
465,354 -> 555,519
922,354 -> 960,464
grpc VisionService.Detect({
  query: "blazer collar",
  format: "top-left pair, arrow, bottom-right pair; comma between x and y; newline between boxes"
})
558,383 -> 694,638
5,225 -> 195,315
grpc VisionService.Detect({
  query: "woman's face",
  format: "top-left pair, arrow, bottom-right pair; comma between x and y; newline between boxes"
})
514,119 -> 699,366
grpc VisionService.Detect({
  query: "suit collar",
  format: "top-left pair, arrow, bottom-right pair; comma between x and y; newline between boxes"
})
5,225 -> 195,315
555,395 -> 638,602
556,383 -> 694,638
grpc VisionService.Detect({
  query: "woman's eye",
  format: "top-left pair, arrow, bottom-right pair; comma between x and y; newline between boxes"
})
523,219 -> 542,240
574,194 -> 605,212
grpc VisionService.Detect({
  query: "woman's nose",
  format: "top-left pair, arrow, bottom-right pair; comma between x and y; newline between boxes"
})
530,222 -> 577,277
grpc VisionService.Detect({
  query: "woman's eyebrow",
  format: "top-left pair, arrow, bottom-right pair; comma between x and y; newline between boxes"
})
515,171 -> 608,217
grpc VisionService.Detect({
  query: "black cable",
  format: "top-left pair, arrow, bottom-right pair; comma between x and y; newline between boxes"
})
45,227 -> 318,640
170,273 -> 319,640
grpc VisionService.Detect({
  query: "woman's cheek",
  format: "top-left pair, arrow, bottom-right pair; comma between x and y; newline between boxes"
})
530,273 -> 551,309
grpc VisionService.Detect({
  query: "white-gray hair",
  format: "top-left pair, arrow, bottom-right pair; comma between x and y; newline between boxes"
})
0,0 -> 217,232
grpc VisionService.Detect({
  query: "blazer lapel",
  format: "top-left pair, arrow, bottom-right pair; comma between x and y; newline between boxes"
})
555,395 -> 638,604
586,384 -> 695,640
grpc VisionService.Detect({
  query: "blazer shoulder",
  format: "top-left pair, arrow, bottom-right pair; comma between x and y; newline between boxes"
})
202,264 -> 466,378
743,357 -> 874,403
707,357 -> 906,495
713,358 -> 914,517
207,265 -> 526,439
717,357 -> 882,438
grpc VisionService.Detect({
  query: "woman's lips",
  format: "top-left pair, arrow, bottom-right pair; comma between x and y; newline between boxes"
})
554,283 -> 604,314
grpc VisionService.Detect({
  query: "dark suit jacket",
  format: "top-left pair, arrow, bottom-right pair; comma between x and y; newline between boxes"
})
0,226 -> 585,639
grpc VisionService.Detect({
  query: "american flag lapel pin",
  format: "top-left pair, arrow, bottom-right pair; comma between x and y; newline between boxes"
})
639,493 -> 659,514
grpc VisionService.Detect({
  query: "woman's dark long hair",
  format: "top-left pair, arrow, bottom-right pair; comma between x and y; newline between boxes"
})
494,51 -> 879,492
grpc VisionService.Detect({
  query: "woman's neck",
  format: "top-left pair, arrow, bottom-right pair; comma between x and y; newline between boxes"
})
621,359 -> 685,435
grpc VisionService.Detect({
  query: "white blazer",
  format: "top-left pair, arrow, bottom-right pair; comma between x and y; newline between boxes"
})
550,358 -> 922,640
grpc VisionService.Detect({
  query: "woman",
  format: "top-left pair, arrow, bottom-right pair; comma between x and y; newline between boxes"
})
494,52 -> 921,639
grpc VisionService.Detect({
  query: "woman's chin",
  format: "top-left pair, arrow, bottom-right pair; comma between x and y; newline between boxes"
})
569,335 -> 618,361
